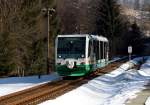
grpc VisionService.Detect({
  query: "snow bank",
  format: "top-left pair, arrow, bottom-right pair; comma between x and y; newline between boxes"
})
145,96 -> 150,105
109,57 -> 121,63
130,57 -> 144,65
40,57 -> 150,105
0,73 -> 60,96
106,57 -> 141,77
138,56 -> 150,76
138,57 -> 150,105
109,56 -> 127,63
40,71 -> 149,105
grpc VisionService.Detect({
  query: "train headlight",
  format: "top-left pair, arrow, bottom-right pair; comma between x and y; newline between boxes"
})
81,54 -> 85,58
58,55 -> 61,58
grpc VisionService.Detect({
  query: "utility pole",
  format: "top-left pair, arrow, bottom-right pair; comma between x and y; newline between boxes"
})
0,18 -> 2,32
42,8 -> 55,74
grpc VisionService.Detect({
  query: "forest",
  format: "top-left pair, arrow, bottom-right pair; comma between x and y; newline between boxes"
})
0,0 -> 149,77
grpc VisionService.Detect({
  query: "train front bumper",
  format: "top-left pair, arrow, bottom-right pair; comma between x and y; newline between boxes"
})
55,65 -> 92,76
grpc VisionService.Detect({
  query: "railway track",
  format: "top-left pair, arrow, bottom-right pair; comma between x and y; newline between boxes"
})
0,61 -> 124,105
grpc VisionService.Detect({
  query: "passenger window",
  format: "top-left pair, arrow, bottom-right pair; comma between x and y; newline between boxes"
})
88,41 -> 92,57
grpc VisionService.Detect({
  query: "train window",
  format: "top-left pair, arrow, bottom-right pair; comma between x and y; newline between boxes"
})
96,41 -> 99,60
104,42 -> 108,59
92,40 -> 99,60
100,41 -> 103,59
57,37 -> 86,58
88,40 -> 92,57
99,41 -> 101,60
93,40 -> 96,55
104,42 -> 106,59
103,42 -> 105,59
106,42 -> 109,59
93,40 -> 96,59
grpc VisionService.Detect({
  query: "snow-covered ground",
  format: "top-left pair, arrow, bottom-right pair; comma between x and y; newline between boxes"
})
0,57 -> 149,105
40,57 -> 150,105
139,56 -> 150,76
145,96 -> 150,105
0,73 -> 60,96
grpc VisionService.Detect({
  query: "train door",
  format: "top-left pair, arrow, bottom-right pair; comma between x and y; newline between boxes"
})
100,41 -> 105,67
88,39 -> 96,70
94,40 -> 100,68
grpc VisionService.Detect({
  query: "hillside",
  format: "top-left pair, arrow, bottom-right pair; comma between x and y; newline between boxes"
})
118,0 -> 150,36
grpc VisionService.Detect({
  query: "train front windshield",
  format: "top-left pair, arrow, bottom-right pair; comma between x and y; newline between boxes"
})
57,37 -> 86,58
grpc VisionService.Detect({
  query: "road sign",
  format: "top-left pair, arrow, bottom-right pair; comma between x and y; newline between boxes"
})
128,46 -> 132,61
128,46 -> 132,54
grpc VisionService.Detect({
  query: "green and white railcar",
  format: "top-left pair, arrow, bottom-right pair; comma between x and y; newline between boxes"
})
55,34 -> 109,76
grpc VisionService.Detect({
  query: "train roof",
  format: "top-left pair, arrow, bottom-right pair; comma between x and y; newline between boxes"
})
57,34 -> 88,37
57,34 -> 108,42
90,35 -> 108,42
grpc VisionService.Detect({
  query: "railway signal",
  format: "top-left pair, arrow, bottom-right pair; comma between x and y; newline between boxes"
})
128,46 -> 132,61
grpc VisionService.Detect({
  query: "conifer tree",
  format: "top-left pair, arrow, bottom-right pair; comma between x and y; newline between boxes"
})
96,0 -> 125,56
0,32 -> 13,76
0,0 -> 60,76
123,22 -> 144,55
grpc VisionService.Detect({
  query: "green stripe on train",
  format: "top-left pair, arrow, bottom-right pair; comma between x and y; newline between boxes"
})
55,64 -> 92,76
55,61 -> 108,76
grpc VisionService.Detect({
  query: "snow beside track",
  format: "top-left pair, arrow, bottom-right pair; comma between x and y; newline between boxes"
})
40,57 -> 150,105
0,73 -> 60,96
139,56 -> 150,76
0,57 -> 149,105
145,96 -> 150,105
